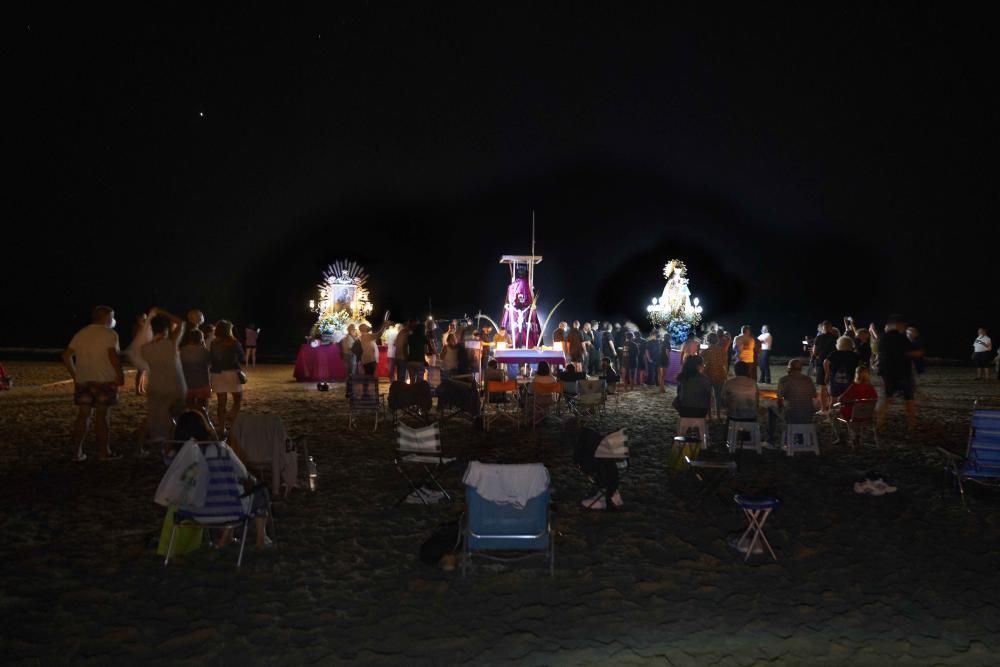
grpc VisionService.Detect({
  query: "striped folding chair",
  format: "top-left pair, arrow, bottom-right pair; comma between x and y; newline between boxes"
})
394,423 -> 455,506
162,441 -> 275,569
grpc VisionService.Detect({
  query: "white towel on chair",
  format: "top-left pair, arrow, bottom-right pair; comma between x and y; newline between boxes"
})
462,462 -> 549,509
232,413 -> 297,492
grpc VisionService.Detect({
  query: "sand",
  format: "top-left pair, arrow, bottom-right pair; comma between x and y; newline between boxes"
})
2,361 -> 1000,666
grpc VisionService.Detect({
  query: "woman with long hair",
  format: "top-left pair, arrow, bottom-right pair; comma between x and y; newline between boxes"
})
179,328 -> 212,413
209,320 -> 245,434
675,354 -> 712,419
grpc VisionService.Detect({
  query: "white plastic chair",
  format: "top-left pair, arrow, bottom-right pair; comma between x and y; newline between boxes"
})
783,423 -> 819,456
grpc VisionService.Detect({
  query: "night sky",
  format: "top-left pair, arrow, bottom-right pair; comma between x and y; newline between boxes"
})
8,5 -> 997,357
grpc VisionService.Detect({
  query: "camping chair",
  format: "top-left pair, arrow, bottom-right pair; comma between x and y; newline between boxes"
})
529,382 -> 563,429
162,441 -> 276,569
679,435 -> 737,506
563,418 -> 629,509
575,379 -> 607,418
436,378 -> 482,424
394,423 -> 455,506
559,379 -> 580,410
482,380 -> 521,431
461,462 -> 554,577
831,398 -> 878,448
231,413 -> 304,498
939,399 -> 1000,511
388,380 -> 434,426
346,374 -> 384,431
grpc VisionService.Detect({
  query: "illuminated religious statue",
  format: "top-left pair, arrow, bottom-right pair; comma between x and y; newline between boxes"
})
500,258 -> 542,348
309,259 -> 374,341
648,258 -> 703,346
659,260 -> 696,321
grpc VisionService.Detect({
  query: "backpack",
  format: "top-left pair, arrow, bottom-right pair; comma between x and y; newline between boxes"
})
419,521 -> 462,565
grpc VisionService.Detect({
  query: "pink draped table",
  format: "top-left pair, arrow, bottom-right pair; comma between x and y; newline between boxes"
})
293,344 -> 390,382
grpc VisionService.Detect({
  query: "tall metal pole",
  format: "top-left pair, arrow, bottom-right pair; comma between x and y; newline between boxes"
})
530,210 -> 535,291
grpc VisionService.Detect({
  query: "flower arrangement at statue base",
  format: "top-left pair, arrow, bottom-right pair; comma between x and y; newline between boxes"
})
664,320 -> 696,349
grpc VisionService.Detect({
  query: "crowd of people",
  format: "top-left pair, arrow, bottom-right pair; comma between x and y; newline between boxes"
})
62,305 -> 258,461
669,314 -> 932,444
58,301 -> 997,461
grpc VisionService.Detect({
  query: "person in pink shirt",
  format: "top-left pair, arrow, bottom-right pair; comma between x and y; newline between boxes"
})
244,323 -> 260,367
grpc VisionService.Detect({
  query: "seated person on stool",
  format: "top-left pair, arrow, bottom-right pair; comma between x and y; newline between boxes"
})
558,363 -> 587,396
599,357 -> 620,389
767,358 -> 817,443
675,355 -> 713,442
483,358 -> 506,384
723,360 -> 759,434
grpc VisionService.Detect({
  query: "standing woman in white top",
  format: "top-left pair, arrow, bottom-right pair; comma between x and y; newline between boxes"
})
757,325 -> 773,384
973,327 -> 993,380
125,311 -> 153,395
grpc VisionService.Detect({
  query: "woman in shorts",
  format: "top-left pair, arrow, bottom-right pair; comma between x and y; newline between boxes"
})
209,320 -> 245,433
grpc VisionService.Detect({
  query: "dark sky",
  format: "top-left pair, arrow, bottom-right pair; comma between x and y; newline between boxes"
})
8,5 -> 997,357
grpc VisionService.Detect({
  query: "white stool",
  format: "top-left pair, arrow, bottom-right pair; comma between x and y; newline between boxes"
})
678,418 -> 709,450
783,423 -> 819,456
727,420 -> 762,455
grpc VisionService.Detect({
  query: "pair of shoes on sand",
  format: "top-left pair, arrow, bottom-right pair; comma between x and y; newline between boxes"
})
854,478 -> 897,495
581,491 -> 623,510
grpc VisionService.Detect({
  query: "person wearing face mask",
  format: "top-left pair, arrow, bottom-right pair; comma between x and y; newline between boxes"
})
62,305 -> 125,461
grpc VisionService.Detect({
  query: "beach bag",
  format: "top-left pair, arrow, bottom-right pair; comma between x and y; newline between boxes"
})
154,440 -> 209,508
667,436 -> 700,472
156,506 -> 204,556
419,521 -> 462,565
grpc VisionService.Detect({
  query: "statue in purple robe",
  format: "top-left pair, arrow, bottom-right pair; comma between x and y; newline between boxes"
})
501,268 -> 541,348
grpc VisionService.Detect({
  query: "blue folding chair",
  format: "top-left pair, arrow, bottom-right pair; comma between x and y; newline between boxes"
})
939,399 -> 1000,511
461,463 -> 554,577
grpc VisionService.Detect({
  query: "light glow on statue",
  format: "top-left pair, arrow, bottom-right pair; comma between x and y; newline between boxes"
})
647,258 -> 704,347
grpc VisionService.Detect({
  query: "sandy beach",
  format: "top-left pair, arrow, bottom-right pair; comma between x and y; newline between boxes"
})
2,360 -> 1000,666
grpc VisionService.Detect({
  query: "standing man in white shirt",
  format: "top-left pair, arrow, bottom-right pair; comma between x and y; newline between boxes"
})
757,325 -> 774,384
62,305 -> 125,461
973,327 -> 993,380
